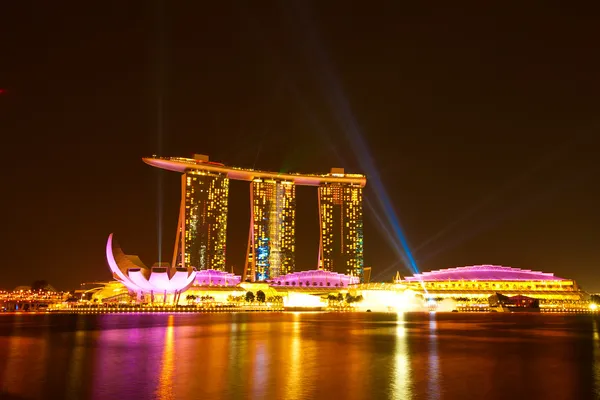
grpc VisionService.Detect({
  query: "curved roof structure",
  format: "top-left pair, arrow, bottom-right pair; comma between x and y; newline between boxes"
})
404,265 -> 566,282
269,269 -> 360,287
106,234 -> 197,293
195,269 -> 241,287
143,156 -> 366,187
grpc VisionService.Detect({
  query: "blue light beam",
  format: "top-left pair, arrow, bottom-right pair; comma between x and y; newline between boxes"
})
289,1 -> 420,274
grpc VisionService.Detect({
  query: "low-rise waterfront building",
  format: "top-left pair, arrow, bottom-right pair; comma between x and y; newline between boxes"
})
402,265 -> 584,302
1,288 -> 70,312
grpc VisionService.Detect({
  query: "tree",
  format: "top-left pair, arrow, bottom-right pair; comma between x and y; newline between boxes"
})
245,291 -> 255,303
342,293 -> 364,304
31,280 -> 49,291
256,290 -> 266,303
186,294 -> 197,304
591,295 -> 600,304
267,296 -> 283,303
337,293 -> 344,302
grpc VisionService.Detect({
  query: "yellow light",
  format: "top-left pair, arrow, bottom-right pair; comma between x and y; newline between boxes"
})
590,303 -> 598,311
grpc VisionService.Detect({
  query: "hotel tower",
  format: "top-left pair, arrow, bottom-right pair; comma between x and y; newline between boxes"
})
181,170 -> 229,271
318,178 -> 364,278
245,179 -> 296,281
144,155 -> 366,282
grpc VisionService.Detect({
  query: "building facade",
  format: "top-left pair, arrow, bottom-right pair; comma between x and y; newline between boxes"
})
246,179 -> 296,281
318,181 -> 364,280
269,269 -> 360,288
144,155 -> 366,281
183,170 -> 229,271
403,265 -> 584,302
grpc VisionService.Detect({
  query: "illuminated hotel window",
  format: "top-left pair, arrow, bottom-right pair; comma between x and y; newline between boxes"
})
182,172 -> 229,271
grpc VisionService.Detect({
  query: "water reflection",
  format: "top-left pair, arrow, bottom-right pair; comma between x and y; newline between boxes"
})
66,315 -> 87,400
1,314 -> 48,399
343,317 -> 368,400
0,313 -> 599,399
92,315 -> 166,400
391,313 -> 411,400
200,322 -> 230,399
246,320 -> 267,399
285,314 -> 303,400
156,314 -> 175,399
227,316 -> 246,399
593,318 -> 600,398
428,313 -> 441,399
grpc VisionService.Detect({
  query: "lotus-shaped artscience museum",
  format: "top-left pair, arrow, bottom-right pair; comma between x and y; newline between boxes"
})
106,233 -> 197,294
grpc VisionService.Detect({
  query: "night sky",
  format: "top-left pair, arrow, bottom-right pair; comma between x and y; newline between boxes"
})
1,2 -> 599,291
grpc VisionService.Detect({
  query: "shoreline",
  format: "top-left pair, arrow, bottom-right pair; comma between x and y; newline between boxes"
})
1,308 -> 596,315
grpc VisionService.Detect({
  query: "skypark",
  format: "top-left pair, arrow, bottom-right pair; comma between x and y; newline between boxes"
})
144,154 -> 366,283
143,154 -> 366,187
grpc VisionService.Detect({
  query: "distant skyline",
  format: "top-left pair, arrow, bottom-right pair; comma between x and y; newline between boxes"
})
1,1 -> 598,290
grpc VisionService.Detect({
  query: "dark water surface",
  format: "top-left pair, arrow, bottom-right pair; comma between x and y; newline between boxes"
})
1,312 -> 599,400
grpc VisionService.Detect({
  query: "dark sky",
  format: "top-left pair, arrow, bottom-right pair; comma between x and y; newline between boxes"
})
1,1 -> 599,291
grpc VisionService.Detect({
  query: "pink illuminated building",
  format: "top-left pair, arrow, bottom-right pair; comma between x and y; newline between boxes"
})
106,234 -> 196,301
194,269 -> 241,287
268,270 -> 360,288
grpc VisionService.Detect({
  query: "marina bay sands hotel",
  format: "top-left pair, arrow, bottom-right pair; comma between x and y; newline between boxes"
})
144,155 -> 366,282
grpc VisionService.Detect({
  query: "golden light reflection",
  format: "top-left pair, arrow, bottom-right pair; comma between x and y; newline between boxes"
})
344,321 -> 367,400
285,314 -> 302,400
66,315 -> 86,400
251,340 -> 267,398
427,314 -> 441,399
156,315 -> 175,400
227,318 -> 248,396
0,316 -> 48,399
391,314 -> 412,400
245,320 -> 271,399
1,334 -> 25,395
201,323 -> 229,398
593,319 -> 600,395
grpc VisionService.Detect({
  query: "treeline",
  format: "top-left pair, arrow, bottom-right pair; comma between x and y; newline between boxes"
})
326,293 -> 363,304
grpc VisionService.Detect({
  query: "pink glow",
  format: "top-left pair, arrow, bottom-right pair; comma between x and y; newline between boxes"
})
404,265 -> 566,282
148,271 -> 172,291
269,269 -> 359,288
181,271 -> 197,291
106,234 -> 198,294
106,234 -> 139,291
195,269 -> 241,286
168,270 -> 190,290
128,270 -> 155,291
